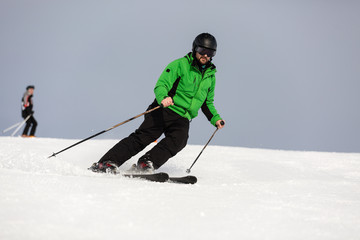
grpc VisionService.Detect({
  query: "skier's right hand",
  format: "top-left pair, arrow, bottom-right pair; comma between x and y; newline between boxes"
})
161,97 -> 174,108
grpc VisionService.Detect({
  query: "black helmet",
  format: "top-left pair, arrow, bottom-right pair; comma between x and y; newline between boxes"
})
192,33 -> 217,52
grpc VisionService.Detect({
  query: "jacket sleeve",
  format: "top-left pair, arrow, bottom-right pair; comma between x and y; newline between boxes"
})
22,93 -> 32,115
154,61 -> 180,105
201,77 -> 222,126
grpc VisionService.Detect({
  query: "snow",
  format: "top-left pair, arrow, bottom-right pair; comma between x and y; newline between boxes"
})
0,136 -> 360,240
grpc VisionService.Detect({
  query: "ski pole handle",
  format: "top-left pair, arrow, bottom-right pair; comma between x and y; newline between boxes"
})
215,120 -> 225,129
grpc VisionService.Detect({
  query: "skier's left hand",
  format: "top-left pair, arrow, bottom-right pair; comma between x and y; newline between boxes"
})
216,120 -> 225,129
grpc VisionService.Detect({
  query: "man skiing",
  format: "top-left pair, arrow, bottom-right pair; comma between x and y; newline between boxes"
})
21,85 -> 37,137
90,33 -> 225,173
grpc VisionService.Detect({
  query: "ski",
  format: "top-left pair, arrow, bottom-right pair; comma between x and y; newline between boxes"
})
169,175 -> 197,184
89,163 -> 197,184
122,172 -> 169,183
122,172 -> 197,184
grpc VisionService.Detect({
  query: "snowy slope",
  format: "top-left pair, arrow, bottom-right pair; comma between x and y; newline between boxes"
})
0,137 -> 360,240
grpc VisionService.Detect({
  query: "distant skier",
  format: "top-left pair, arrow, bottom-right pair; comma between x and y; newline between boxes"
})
21,85 -> 37,137
90,33 -> 225,173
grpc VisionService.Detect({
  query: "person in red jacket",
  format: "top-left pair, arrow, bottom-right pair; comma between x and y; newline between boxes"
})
22,85 -> 37,137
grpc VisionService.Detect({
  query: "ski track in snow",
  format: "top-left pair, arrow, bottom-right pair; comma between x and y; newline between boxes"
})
0,137 -> 360,240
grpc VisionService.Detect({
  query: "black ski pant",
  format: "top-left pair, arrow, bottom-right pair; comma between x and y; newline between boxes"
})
22,115 -> 37,136
99,103 -> 190,169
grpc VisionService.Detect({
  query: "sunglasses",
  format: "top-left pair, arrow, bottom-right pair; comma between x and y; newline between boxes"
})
195,46 -> 216,57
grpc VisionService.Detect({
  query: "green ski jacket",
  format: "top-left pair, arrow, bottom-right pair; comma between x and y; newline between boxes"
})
154,53 -> 222,126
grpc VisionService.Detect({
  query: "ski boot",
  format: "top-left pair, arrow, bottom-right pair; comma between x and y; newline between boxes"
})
88,161 -> 118,174
137,154 -> 155,174
126,154 -> 155,174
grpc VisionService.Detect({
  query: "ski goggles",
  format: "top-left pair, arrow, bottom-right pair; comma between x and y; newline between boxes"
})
195,46 -> 216,57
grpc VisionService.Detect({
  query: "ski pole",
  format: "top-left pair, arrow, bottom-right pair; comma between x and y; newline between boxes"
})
11,114 -> 32,137
186,121 -> 224,173
3,121 -> 22,134
48,105 -> 162,158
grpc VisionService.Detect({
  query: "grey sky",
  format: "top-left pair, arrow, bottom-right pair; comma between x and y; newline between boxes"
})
1,0 -> 359,153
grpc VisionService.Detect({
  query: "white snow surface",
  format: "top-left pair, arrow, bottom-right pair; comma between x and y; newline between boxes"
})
0,137 -> 360,240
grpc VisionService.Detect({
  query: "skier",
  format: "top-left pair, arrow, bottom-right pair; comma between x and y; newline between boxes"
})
90,33 -> 225,173
21,85 -> 37,137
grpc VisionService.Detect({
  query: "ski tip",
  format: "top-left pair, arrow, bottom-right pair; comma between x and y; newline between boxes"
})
169,175 -> 197,184
186,175 -> 197,184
